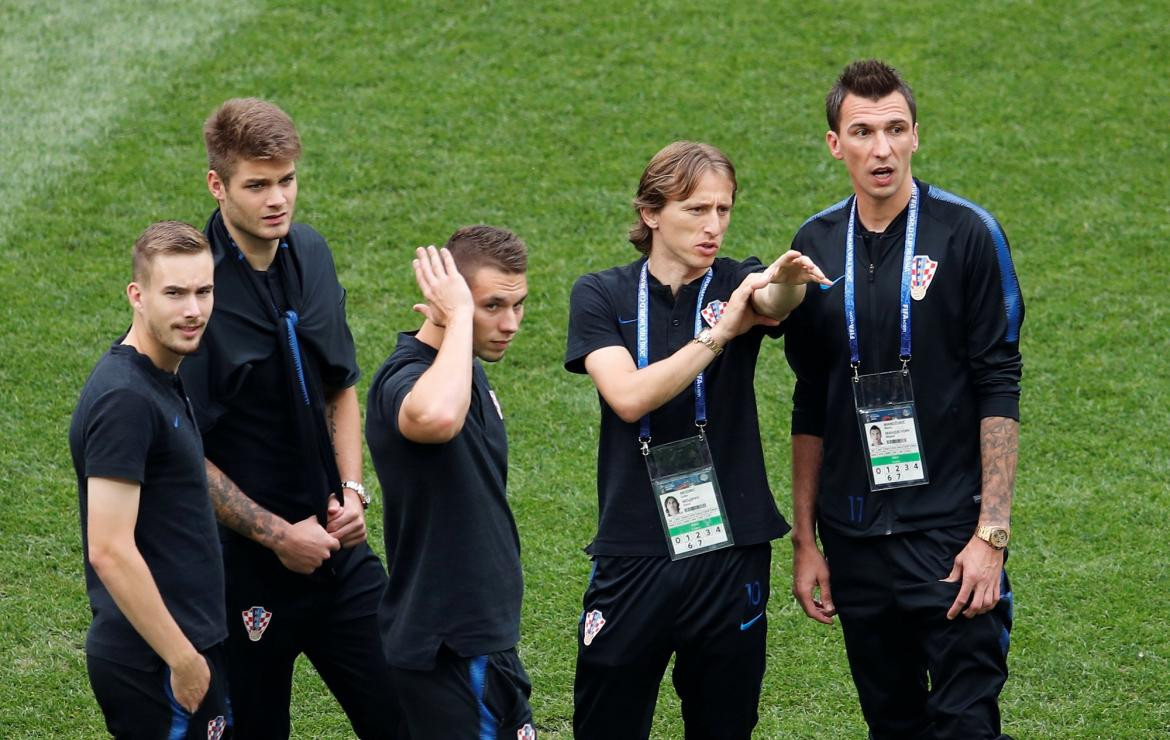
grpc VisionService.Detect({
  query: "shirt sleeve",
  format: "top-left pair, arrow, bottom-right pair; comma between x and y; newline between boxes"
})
564,273 -> 625,374
370,358 -> 428,440
81,389 -> 158,483
317,265 -> 361,392
784,297 -> 829,437
962,214 -> 1025,420
781,232 -> 828,437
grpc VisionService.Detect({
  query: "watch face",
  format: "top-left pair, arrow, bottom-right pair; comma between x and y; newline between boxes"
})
990,528 -> 1009,548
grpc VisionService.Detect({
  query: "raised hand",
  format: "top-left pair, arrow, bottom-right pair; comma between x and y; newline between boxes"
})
764,250 -> 832,287
709,271 -> 781,344
411,246 -> 473,327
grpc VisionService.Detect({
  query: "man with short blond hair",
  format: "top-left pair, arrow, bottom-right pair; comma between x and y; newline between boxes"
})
179,98 -> 398,738
72,221 -> 230,739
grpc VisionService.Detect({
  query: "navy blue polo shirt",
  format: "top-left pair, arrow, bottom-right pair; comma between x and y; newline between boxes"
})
366,333 -> 523,670
565,256 -> 791,556
70,342 -> 226,669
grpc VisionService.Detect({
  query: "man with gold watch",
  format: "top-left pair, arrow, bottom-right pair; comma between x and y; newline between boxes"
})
784,60 -> 1024,739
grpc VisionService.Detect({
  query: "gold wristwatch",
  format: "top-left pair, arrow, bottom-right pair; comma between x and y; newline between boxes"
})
975,525 -> 1010,550
691,328 -> 723,356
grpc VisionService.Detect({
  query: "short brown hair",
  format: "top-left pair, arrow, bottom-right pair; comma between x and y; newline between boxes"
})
203,98 -> 302,182
132,221 -> 211,284
826,59 -> 917,133
629,141 -> 737,255
444,225 -> 528,279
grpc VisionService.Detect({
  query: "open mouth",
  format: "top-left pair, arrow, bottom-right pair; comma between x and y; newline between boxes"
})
871,167 -> 894,184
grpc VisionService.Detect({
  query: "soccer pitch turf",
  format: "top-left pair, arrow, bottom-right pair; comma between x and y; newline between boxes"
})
1,1 -> 1167,736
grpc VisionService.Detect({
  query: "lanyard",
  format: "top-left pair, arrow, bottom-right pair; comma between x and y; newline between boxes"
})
844,182 -> 919,376
637,261 -> 714,448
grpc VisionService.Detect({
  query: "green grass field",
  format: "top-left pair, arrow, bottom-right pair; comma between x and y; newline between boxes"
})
2,0 -> 1168,736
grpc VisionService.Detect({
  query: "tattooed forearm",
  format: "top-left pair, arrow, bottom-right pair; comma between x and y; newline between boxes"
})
979,416 -> 1019,527
204,459 -> 285,547
327,402 -> 337,445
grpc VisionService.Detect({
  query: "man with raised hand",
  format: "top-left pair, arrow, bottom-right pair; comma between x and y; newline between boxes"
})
564,141 -> 828,739
71,221 -> 230,739
784,59 -> 1023,738
179,98 -> 397,738
366,227 -> 536,738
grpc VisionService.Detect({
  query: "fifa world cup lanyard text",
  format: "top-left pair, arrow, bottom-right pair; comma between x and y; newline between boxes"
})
846,183 -> 930,491
637,262 -> 734,559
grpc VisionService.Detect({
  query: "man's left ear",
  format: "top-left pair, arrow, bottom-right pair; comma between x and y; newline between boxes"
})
639,207 -> 659,230
912,122 -> 920,153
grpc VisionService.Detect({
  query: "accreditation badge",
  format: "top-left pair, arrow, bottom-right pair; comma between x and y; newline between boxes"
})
852,370 -> 929,491
645,434 -> 734,560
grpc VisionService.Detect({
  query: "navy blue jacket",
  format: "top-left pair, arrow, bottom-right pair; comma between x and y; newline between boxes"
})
785,180 -> 1024,537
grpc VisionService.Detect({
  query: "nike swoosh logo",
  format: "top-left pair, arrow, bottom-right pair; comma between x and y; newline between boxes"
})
739,612 -> 764,631
617,316 -> 637,324
818,275 -> 845,291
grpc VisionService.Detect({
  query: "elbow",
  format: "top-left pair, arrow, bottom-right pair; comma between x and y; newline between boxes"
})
424,413 -> 465,443
403,408 -> 466,444
609,399 -> 648,425
87,539 -> 126,580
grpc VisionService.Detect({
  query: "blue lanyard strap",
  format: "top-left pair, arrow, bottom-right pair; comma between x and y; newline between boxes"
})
637,261 -> 714,446
844,183 -> 919,375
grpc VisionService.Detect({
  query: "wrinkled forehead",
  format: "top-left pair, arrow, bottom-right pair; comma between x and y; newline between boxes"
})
671,169 -> 735,205
839,91 -> 914,127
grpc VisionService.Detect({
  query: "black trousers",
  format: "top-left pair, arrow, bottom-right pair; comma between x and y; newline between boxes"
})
573,544 -> 772,740
88,643 -> 232,739
222,537 -> 401,739
388,646 -> 535,739
820,525 -> 1013,740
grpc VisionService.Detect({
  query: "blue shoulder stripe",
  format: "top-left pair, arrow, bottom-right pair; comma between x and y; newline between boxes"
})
798,195 -> 852,230
926,186 -> 1022,341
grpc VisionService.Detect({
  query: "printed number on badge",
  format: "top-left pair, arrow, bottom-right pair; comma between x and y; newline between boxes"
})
674,525 -> 723,551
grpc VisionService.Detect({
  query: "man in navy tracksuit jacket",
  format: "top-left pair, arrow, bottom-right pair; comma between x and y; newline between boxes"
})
785,60 -> 1024,739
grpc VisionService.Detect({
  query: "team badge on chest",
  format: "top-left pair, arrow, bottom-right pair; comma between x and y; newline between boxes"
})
583,609 -> 606,646
207,715 -> 227,740
517,723 -> 536,739
700,299 -> 726,328
242,605 -> 272,642
910,256 -> 938,300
